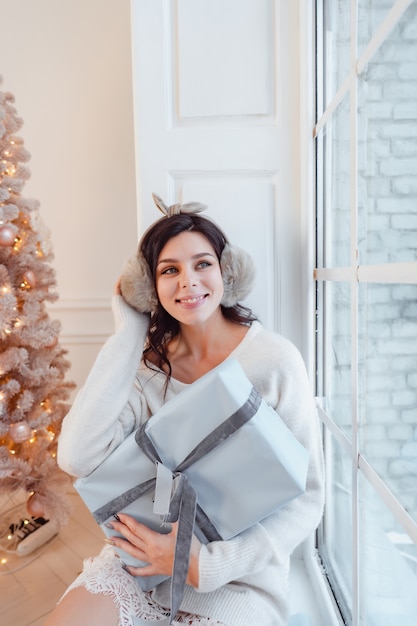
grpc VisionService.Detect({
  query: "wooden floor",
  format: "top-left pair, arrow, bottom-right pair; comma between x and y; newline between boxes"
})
0,487 -> 105,626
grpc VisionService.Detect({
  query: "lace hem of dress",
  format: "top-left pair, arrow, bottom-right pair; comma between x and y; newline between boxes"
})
62,546 -> 225,626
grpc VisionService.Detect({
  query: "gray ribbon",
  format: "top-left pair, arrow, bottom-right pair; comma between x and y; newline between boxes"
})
92,385 -> 262,624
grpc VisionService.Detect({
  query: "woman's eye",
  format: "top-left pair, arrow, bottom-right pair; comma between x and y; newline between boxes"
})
160,266 -> 177,275
196,260 -> 211,269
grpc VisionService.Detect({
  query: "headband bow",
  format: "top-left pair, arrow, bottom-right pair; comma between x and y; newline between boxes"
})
152,192 -> 208,217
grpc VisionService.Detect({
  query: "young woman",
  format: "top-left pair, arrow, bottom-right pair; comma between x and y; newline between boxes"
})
45,195 -> 324,626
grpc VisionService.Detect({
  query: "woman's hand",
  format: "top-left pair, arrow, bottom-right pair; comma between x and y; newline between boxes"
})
109,513 -> 201,587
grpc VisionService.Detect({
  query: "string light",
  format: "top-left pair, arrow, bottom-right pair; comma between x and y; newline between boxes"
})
45,427 -> 55,443
40,399 -> 52,414
13,236 -> 22,251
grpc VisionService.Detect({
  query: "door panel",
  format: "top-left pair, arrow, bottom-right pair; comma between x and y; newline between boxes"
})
130,0 -> 300,336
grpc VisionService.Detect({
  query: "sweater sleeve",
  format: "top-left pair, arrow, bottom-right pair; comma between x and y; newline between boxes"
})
57,295 -> 150,478
196,337 -> 325,593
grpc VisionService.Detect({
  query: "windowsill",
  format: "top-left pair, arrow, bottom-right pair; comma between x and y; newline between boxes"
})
289,541 -> 344,626
290,555 -> 323,625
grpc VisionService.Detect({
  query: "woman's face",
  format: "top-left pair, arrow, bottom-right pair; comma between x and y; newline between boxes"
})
155,230 -> 224,326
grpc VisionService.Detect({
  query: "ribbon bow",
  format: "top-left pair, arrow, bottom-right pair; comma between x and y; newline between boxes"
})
152,192 -> 207,217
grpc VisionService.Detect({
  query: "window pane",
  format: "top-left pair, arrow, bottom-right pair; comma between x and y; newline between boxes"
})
358,0 -> 398,55
323,281 -> 352,436
322,0 -> 351,110
318,96 -> 351,268
358,283 -> 417,524
322,436 -> 353,619
357,2 -> 417,264
359,473 -> 417,624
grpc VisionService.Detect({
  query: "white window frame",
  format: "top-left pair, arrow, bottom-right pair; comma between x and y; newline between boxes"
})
299,1 -> 417,624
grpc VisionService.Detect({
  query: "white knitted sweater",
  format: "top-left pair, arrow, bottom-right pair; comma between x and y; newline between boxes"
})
58,296 -> 325,626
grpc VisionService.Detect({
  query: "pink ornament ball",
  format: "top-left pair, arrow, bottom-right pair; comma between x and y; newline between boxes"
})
23,270 -> 37,287
0,225 -> 17,246
46,335 -> 58,348
26,493 -> 45,518
8,421 -> 32,443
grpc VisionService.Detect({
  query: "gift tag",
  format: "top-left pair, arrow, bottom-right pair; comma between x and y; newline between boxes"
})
153,462 -> 173,516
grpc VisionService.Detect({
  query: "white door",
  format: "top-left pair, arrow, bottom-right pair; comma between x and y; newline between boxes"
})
130,0 -> 302,339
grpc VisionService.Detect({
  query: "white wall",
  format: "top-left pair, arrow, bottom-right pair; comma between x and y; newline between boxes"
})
0,0 -> 138,389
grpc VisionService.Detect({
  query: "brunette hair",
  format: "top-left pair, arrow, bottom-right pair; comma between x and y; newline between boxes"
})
140,214 -> 257,379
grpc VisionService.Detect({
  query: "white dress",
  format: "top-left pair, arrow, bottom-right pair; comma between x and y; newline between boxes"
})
63,545 -> 225,626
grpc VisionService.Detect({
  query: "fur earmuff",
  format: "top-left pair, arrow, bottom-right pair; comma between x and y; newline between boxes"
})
220,243 -> 256,307
119,252 -> 158,313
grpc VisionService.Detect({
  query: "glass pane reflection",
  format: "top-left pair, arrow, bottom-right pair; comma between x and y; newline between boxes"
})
319,95 -> 351,268
324,281 -> 352,437
358,0 -> 397,56
322,0 -> 351,109
358,283 -> 417,527
357,2 -> 417,264
323,436 -> 353,618
360,473 -> 417,625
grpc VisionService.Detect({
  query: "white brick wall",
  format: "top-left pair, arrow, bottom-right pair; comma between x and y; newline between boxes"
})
327,2 -> 417,528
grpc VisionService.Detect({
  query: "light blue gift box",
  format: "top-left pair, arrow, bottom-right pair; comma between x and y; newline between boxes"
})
144,358 -> 309,540
75,358 -> 309,594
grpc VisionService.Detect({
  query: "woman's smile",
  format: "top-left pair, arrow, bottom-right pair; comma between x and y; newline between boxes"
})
176,294 -> 208,305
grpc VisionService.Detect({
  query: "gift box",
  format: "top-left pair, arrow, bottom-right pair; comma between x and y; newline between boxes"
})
74,425 -> 170,590
74,357 -> 309,593
143,358 -> 309,541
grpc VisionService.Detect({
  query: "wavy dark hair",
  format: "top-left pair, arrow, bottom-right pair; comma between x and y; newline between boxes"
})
140,213 -> 257,380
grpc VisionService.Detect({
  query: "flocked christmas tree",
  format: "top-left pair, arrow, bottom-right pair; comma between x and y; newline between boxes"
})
0,77 -> 75,550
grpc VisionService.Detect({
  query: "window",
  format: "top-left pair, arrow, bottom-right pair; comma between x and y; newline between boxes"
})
314,1 -> 417,624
